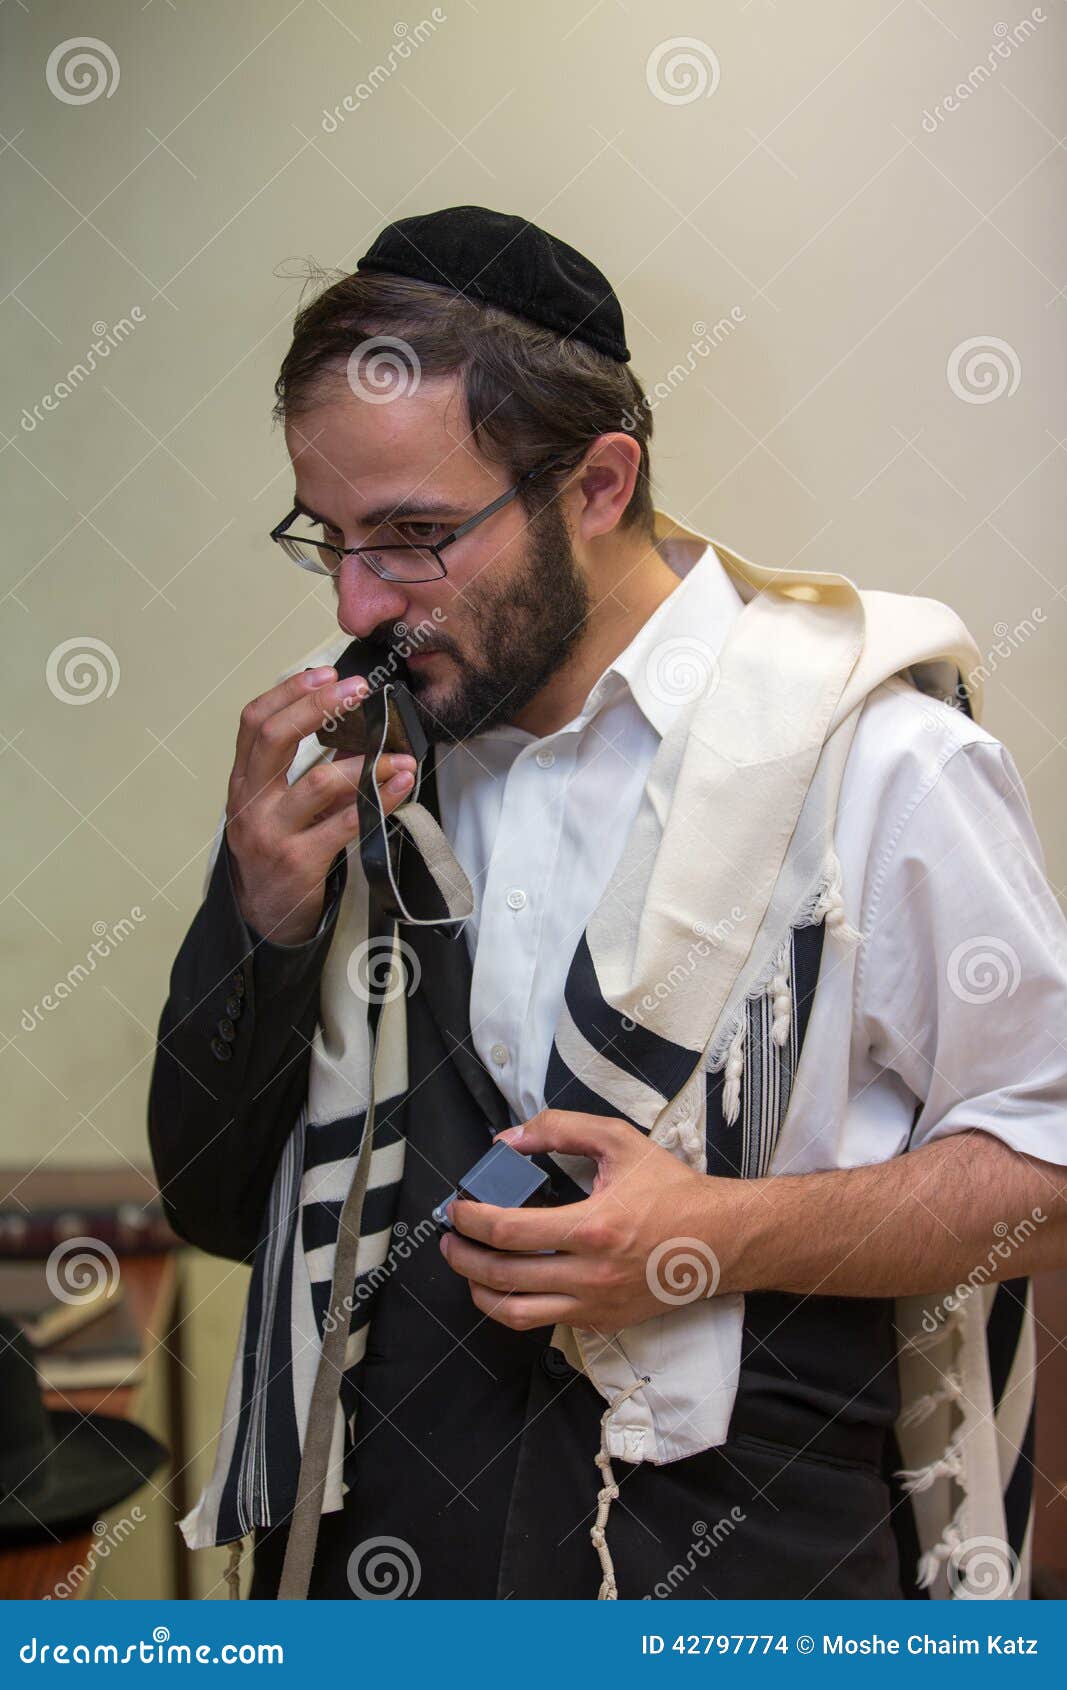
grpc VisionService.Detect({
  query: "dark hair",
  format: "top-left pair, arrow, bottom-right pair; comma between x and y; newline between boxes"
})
272,269 -> 656,538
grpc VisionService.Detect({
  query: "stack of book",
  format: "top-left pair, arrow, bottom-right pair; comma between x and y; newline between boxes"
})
0,1260 -> 144,1390
0,1165 -> 180,1391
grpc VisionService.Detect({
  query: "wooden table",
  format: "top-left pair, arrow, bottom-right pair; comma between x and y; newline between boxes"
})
0,1251 -> 190,1600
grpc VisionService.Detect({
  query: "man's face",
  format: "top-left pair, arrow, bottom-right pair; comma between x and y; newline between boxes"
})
284,373 -> 590,744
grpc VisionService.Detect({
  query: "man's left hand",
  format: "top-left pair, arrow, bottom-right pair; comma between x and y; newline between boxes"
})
438,1109 -> 739,1332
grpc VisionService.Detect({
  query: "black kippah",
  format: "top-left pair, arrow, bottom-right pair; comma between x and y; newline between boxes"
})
355,205 -> 630,364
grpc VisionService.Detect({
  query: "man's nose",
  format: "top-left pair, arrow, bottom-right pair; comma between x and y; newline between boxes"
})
334,555 -> 410,639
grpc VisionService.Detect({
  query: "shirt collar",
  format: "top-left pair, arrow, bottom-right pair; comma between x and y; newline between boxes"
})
577,542 -> 744,738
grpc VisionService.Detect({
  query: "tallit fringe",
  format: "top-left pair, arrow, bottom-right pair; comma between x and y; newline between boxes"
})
915,1502 -> 966,1591
591,1377 -> 650,1599
224,1533 -> 246,1599
721,1020 -> 746,1127
898,1370 -> 965,1427
897,1432 -> 966,1494
894,1303 -> 971,1594
703,852 -> 858,1076
769,939 -> 792,1048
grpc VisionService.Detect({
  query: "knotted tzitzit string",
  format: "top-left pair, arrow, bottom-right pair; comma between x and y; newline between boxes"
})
591,1375 -> 651,1600
224,1536 -> 244,1598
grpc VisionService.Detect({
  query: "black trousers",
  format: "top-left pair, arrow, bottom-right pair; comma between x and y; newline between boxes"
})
249,1351 -> 905,1600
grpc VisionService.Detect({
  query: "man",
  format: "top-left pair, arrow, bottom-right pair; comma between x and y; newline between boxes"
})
149,206 -> 1067,1602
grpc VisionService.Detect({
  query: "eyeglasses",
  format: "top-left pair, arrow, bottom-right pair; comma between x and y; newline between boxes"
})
270,451 -> 580,584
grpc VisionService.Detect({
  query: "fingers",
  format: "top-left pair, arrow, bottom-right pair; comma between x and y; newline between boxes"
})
440,1230 -> 584,1293
447,1195 -> 597,1254
280,752 -> 416,828
496,1110 -> 630,1164
467,1283 -> 579,1331
239,672 -> 371,795
234,666 -> 336,779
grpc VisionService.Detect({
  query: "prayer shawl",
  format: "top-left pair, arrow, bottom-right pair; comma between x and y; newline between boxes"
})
180,509 -> 1036,1603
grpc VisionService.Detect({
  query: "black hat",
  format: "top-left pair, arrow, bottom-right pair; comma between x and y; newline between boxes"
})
0,1314 -> 169,1547
356,205 -> 631,364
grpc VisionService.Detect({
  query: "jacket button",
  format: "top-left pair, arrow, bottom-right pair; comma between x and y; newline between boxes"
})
540,1345 -> 574,1381
210,1035 -> 233,1062
217,1017 -> 236,1042
225,994 -> 243,1019
231,972 -> 246,998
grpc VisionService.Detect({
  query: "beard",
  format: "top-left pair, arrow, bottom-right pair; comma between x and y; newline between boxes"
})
374,499 -> 591,745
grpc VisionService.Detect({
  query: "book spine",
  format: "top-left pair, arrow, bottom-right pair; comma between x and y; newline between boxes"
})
0,1211 -> 180,1258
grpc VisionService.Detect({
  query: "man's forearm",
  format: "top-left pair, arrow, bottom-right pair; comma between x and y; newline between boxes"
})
727,1127 -> 1067,1299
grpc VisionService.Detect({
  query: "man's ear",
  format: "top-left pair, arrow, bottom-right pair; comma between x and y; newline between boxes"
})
571,433 -> 642,541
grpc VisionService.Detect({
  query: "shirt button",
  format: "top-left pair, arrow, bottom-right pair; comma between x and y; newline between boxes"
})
490,1042 -> 509,1066
210,1036 -> 233,1063
506,888 -> 527,911
535,749 -> 555,768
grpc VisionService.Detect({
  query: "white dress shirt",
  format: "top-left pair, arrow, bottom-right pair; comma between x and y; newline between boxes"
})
435,544 -> 1067,1175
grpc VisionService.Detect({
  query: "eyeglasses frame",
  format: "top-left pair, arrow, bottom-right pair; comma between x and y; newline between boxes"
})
270,449 -> 583,583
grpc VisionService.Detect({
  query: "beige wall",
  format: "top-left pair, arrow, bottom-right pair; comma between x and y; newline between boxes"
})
2,1 -> 1063,1597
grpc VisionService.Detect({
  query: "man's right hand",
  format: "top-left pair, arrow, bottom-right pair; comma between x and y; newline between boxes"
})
225,665 -> 417,945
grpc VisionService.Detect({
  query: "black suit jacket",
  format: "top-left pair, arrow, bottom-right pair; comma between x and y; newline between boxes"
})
147,837 -> 345,1264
